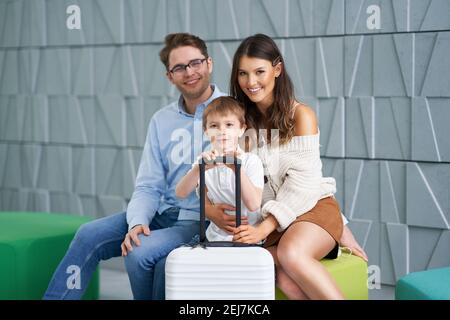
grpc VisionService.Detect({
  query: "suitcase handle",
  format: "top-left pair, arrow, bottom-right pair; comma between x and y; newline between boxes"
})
199,155 -> 241,243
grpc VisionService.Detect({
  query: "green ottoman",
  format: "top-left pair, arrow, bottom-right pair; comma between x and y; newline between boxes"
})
395,267 -> 450,300
275,252 -> 368,300
0,211 -> 99,300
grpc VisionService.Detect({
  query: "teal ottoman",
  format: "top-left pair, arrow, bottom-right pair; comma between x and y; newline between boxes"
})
395,267 -> 450,300
276,251 -> 368,300
0,211 -> 99,300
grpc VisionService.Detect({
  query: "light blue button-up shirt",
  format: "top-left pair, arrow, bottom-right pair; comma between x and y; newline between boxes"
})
126,85 -> 225,230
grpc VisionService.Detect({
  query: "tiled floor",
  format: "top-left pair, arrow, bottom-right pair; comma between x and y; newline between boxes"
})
99,267 -> 395,300
100,268 -> 132,300
368,285 -> 395,300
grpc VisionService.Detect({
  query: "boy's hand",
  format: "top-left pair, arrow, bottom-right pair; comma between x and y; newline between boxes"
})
198,149 -> 242,171
198,150 -> 220,170
206,203 -> 248,234
222,149 -> 243,172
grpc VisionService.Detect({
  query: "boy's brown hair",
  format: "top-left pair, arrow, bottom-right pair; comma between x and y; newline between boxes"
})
159,33 -> 209,70
202,96 -> 246,131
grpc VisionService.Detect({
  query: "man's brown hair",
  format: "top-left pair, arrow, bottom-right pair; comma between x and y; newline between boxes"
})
159,33 -> 209,70
202,96 -> 246,131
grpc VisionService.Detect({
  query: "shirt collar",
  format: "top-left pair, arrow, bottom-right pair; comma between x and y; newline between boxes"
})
177,84 -> 223,118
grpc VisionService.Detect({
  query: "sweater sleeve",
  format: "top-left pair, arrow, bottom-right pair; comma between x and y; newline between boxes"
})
261,149 -> 323,232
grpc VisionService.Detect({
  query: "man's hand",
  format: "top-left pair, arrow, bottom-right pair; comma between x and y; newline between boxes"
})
121,224 -> 151,256
339,225 -> 368,262
206,203 -> 248,234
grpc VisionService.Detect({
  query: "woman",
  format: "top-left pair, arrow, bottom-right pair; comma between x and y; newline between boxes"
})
230,34 -> 368,299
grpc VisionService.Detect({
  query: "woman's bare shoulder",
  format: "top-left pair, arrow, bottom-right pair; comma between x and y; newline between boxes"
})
293,102 -> 318,136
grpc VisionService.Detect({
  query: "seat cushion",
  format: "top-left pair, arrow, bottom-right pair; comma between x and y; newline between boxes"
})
395,267 -> 450,300
0,211 -> 99,300
275,252 -> 368,300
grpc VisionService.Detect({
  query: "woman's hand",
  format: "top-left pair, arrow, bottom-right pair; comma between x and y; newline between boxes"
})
339,225 -> 369,262
233,224 -> 267,244
233,214 -> 278,244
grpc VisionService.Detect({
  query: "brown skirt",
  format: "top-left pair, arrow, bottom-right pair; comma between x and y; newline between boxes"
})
263,196 -> 344,259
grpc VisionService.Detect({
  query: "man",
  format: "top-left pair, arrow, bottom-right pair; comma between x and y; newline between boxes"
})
44,33 -> 367,300
44,33 -> 232,300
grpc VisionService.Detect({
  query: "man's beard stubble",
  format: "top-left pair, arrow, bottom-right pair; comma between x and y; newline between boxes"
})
177,74 -> 211,101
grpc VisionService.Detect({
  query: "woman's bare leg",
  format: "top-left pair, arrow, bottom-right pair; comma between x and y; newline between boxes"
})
277,222 -> 344,300
266,245 -> 309,300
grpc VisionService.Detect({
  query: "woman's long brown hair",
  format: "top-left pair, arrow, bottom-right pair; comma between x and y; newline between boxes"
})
230,34 -> 296,146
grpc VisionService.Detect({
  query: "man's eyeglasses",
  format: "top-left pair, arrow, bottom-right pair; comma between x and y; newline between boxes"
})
169,58 -> 208,75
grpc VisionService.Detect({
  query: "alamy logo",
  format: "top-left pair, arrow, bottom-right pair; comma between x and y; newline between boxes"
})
66,5 -> 82,30
366,5 -> 381,30
66,265 -> 81,290
368,264 -> 381,289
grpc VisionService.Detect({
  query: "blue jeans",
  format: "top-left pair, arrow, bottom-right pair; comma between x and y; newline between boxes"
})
43,207 -> 199,300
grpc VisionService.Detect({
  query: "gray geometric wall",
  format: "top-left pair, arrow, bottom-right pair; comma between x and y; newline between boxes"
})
0,0 -> 449,286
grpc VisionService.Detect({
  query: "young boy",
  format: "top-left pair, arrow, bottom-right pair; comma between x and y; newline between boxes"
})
175,96 -> 264,242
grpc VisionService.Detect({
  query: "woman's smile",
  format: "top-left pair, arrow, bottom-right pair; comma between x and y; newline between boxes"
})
238,55 -> 280,110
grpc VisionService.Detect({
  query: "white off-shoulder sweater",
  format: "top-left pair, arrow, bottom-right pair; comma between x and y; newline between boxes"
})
257,131 -> 338,232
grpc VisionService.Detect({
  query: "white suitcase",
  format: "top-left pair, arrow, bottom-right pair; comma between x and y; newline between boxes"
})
165,156 -> 275,300
165,246 -> 275,300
